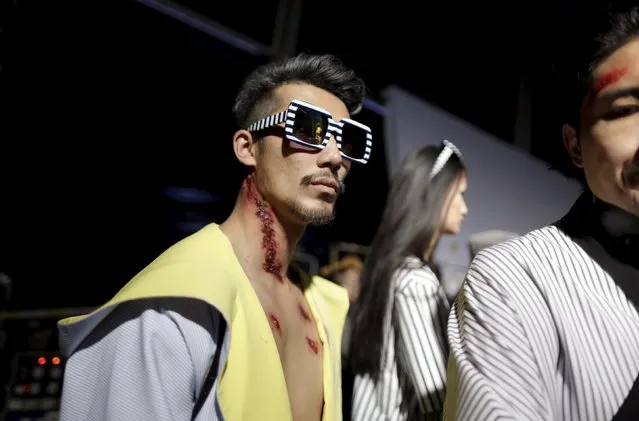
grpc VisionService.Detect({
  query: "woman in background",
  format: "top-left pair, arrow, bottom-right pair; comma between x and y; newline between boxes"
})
347,141 -> 468,421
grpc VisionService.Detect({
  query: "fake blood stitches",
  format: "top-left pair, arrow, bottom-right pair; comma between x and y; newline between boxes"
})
301,305 -> 323,354
271,304 -> 322,354
269,310 -> 322,354
268,313 -> 281,334
246,175 -> 284,283
306,337 -> 321,355
245,176 -> 322,355
299,304 -> 312,322
591,67 -> 628,96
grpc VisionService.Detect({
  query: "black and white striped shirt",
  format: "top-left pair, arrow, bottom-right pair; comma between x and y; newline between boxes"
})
445,194 -> 639,421
352,257 -> 450,421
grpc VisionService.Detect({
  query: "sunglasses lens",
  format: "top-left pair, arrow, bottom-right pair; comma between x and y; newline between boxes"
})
292,108 -> 328,145
340,122 -> 371,161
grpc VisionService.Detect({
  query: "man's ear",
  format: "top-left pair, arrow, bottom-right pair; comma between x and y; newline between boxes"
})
233,129 -> 258,167
562,124 -> 583,168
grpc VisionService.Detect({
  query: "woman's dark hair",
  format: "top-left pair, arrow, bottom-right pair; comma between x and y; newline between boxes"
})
347,144 -> 466,377
233,53 -> 367,129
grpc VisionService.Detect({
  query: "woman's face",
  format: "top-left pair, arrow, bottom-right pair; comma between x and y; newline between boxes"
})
440,173 -> 468,235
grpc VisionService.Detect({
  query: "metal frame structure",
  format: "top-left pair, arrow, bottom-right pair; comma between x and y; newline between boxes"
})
132,0 -> 386,116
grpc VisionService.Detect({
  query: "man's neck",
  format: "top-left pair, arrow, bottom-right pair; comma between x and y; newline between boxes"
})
220,175 -> 305,285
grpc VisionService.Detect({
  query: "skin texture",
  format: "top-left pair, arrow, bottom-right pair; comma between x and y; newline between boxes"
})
440,173 -> 469,235
563,38 -> 639,215
422,172 -> 469,261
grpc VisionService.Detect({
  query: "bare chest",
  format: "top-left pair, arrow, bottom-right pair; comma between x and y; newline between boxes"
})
252,282 -> 325,421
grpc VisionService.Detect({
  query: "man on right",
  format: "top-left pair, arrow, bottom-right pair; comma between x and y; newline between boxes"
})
445,6 -> 639,421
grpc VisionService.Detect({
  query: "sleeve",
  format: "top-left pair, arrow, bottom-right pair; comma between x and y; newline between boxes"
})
444,247 -> 555,421
58,298 -> 223,421
393,270 -> 450,415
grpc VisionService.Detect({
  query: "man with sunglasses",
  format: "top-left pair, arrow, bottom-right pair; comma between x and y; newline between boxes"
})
57,53 -> 371,421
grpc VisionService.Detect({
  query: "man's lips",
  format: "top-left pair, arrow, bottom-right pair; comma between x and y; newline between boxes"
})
310,180 -> 339,193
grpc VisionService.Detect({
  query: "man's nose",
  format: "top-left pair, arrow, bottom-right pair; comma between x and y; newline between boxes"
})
318,137 -> 344,170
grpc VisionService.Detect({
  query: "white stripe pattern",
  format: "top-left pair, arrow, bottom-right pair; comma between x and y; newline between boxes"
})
247,111 -> 286,132
444,225 -> 639,421
352,257 -> 450,421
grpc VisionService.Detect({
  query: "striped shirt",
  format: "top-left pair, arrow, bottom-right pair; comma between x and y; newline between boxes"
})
444,194 -> 639,421
352,257 -> 450,421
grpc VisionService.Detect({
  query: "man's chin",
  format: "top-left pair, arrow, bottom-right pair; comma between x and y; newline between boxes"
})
289,203 -> 336,227
307,213 -> 336,227
302,205 -> 336,227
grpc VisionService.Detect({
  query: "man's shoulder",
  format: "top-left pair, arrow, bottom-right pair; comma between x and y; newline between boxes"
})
150,223 -> 235,268
468,224 -> 584,295
473,225 -> 567,267
125,224 -> 243,298
60,224 -> 241,330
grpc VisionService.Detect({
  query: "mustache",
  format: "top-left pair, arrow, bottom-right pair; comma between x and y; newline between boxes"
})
301,173 -> 346,195
623,161 -> 639,186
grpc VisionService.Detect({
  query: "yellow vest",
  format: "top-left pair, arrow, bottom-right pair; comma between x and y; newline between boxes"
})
58,223 -> 349,421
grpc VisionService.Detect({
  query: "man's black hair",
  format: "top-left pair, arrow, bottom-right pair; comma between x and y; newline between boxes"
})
233,53 -> 368,130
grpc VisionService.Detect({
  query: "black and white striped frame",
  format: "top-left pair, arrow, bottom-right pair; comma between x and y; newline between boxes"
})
246,99 -> 373,164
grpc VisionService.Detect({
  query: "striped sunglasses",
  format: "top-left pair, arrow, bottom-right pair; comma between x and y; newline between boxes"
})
247,100 -> 373,164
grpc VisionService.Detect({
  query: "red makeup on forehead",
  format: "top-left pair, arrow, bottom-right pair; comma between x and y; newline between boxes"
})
591,67 -> 628,96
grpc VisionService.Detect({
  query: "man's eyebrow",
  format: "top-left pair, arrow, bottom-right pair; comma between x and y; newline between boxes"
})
596,87 -> 639,104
